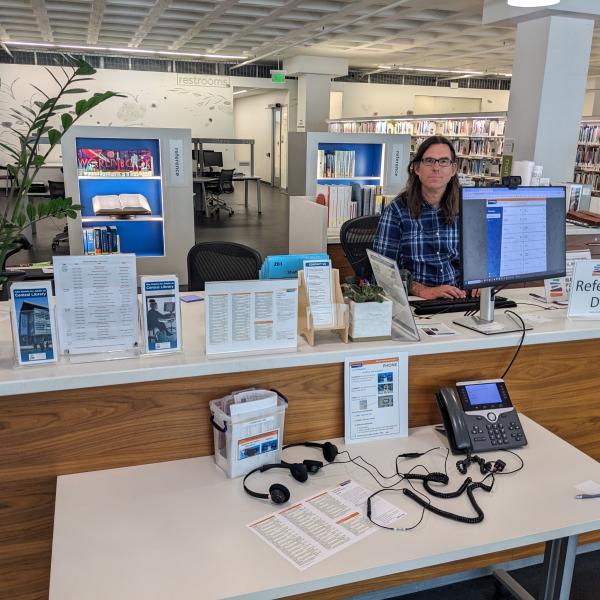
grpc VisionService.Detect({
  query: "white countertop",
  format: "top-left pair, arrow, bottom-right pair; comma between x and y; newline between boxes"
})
1,288 -> 599,397
49,417 -> 600,600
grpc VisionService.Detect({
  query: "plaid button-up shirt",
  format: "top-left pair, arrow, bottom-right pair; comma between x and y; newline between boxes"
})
373,194 -> 460,287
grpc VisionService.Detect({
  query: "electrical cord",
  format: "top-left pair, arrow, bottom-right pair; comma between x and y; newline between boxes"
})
500,309 -> 526,379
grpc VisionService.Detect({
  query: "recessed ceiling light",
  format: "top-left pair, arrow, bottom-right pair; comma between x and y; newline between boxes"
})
507,0 -> 559,6
3,41 -> 246,60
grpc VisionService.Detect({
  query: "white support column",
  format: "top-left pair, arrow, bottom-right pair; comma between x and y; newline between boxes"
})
283,55 -> 348,133
505,15 -> 594,183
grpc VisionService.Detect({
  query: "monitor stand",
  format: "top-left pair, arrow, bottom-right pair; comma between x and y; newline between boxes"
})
453,287 -> 532,335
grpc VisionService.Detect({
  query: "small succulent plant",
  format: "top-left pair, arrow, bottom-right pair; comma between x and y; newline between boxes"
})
342,283 -> 386,303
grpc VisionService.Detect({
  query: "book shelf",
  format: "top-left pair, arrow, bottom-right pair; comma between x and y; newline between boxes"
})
287,132 -> 410,237
575,118 -> 600,197
76,137 -> 164,257
328,112 -> 506,184
62,126 -> 194,285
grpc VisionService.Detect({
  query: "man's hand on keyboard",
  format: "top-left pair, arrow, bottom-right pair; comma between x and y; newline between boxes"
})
411,283 -> 467,300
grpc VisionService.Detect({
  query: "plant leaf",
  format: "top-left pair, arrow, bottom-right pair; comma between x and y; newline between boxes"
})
47,129 -> 62,145
61,113 -> 73,130
74,60 -> 96,76
63,88 -> 87,94
75,99 -> 88,115
26,203 -> 36,221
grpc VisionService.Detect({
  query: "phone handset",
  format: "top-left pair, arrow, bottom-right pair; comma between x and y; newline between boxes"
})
436,387 -> 473,453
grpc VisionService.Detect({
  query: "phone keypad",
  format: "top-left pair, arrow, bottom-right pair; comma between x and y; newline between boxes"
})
486,423 -> 509,446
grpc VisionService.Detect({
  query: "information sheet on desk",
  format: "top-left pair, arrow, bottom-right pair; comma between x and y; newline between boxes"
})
205,279 -> 298,356
247,480 -> 405,571
53,254 -> 139,355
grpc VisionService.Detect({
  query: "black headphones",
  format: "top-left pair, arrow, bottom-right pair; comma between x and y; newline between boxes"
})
243,460 -> 324,505
242,441 -> 339,505
283,441 -> 339,463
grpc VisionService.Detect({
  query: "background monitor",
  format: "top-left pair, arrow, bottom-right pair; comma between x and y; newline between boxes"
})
163,301 -> 175,313
460,186 -> 566,289
203,150 -> 223,168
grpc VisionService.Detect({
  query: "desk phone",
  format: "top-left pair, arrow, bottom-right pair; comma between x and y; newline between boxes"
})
436,379 -> 527,454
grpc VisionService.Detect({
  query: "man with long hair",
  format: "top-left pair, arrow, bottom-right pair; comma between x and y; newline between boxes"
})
374,135 -> 468,300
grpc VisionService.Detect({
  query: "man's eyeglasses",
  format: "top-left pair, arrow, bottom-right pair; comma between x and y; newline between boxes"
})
419,157 -> 454,167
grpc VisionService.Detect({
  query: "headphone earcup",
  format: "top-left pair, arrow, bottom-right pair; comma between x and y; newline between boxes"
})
322,441 -> 338,463
269,483 -> 290,505
289,462 -> 308,482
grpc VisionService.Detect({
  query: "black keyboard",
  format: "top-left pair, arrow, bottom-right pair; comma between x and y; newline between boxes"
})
409,295 -> 517,316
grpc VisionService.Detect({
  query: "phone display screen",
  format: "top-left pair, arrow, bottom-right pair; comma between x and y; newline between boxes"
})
464,383 -> 502,406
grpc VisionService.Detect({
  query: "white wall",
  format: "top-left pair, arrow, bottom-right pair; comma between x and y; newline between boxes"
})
331,81 -> 510,118
233,89 -> 289,184
0,64 -> 234,165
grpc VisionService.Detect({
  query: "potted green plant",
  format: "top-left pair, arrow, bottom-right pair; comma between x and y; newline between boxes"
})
0,55 -> 121,293
342,282 -> 393,340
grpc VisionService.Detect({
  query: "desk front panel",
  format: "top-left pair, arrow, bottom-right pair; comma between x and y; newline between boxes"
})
2,338 -> 600,600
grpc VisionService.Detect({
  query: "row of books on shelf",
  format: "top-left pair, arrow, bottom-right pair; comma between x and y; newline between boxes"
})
575,146 -> 600,166
578,125 -> 600,144
457,158 -> 500,177
317,150 -> 356,178
328,118 -> 506,138
575,171 -> 600,192
77,148 -> 155,177
452,138 -> 503,156
316,184 -> 395,227
83,226 -> 121,255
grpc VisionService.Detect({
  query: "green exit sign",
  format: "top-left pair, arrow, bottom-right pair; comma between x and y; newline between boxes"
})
271,70 -> 286,83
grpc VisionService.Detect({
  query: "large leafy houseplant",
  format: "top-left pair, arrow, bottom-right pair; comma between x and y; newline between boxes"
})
0,56 -> 121,283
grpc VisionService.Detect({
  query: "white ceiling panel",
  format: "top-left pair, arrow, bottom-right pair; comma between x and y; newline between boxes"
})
0,0 -> 599,76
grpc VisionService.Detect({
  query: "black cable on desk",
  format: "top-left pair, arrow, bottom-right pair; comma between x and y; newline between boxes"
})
500,310 -> 526,380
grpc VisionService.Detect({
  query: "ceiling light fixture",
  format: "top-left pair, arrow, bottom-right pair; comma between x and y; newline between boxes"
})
232,90 -> 247,95
507,0 -> 560,6
3,41 -> 246,60
376,64 -> 512,77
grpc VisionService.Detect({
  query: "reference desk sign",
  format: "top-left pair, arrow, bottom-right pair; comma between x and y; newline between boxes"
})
205,279 -> 298,356
568,260 -> 600,319
344,353 -> 408,444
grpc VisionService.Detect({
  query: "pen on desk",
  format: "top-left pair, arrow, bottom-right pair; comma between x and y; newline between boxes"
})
529,293 -> 547,302
575,493 -> 600,499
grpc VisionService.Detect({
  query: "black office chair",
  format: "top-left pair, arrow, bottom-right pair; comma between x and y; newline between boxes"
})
49,181 -> 68,251
340,216 -> 381,282
187,241 -> 262,291
205,169 -> 235,217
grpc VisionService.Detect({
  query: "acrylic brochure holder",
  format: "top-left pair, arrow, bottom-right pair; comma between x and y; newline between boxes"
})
298,268 -> 349,346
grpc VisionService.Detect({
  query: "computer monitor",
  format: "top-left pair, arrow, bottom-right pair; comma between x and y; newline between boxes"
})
203,150 -> 223,168
456,185 -> 566,334
163,301 -> 175,313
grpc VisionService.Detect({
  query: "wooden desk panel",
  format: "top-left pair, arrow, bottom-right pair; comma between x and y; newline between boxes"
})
2,338 -> 600,600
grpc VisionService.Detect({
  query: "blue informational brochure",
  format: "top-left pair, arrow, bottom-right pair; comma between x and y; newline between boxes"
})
141,275 -> 181,353
259,253 -> 329,280
10,281 -> 57,365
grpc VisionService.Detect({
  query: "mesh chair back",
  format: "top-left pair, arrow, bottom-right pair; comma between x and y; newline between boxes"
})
187,241 -> 262,291
340,215 -> 381,280
48,181 -> 65,198
219,169 -> 235,194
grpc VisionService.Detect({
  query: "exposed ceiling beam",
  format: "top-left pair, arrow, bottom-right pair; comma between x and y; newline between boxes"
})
169,0 -> 240,52
231,0 -> 412,70
31,0 -> 54,43
87,0 -> 106,45
130,0 -> 171,48
237,0 -> 408,63
208,0 -> 307,54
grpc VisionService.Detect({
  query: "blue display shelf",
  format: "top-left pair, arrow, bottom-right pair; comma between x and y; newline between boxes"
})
78,179 -> 163,217
317,142 -> 383,180
84,220 -> 165,257
76,136 -> 164,257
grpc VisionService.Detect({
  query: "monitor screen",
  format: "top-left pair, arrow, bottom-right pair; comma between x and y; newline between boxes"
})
460,186 -> 566,289
203,150 -> 223,167
163,301 -> 175,313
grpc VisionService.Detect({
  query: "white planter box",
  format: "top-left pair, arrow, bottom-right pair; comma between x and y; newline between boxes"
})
348,298 -> 393,340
